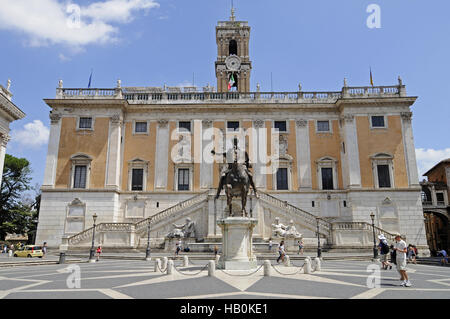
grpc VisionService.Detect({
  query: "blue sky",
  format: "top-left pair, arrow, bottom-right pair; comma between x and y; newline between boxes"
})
0,0 -> 449,188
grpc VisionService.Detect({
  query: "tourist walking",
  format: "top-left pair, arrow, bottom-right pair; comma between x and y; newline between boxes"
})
437,249 -> 448,266
95,245 -> 102,261
407,244 -> 417,264
394,234 -> 411,287
377,234 -> 392,270
175,239 -> 182,257
277,241 -> 286,263
298,240 -> 304,255
42,242 -> 48,258
214,245 -> 219,256
268,239 -> 273,251
8,244 -> 14,258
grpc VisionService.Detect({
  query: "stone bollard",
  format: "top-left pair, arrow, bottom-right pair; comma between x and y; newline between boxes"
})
304,258 -> 312,274
166,260 -> 174,275
183,256 -> 189,267
154,258 -> 161,272
215,254 -> 220,265
264,260 -> 271,277
162,256 -> 168,270
284,255 -> 291,267
314,257 -> 321,271
208,260 -> 216,277
58,252 -> 66,264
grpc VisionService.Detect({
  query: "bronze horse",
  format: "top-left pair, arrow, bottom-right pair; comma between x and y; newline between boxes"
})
222,161 -> 254,217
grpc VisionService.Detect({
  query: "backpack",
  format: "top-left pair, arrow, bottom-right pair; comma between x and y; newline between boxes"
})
381,241 -> 390,254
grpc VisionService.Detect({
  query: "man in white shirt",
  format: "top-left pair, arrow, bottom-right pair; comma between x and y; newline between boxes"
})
394,234 -> 411,287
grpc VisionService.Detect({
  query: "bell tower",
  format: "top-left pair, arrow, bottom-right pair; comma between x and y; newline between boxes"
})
215,8 -> 252,92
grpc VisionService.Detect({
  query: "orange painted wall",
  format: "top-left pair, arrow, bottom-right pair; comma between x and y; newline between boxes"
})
55,117 -> 109,189
213,121 -> 225,188
356,115 -> 408,188
121,121 -> 156,191
308,120 -> 343,190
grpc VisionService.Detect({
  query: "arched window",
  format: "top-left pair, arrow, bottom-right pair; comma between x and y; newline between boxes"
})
229,40 -> 238,56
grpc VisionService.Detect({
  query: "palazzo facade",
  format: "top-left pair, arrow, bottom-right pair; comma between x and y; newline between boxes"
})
35,12 -> 429,254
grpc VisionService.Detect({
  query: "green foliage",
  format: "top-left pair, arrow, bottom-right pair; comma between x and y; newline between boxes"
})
0,154 -> 36,241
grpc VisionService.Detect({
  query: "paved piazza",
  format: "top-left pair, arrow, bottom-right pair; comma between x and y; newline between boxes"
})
0,258 -> 449,299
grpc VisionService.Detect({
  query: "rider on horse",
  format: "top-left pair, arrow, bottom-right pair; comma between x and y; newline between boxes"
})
211,137 -> 257,200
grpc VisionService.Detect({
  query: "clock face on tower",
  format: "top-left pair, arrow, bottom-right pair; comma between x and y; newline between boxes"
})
225,55 -> 241,71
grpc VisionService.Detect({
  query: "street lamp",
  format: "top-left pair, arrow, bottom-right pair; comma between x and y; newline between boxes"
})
145,219 -> 151,261
89,213 -> 98,263
370,212 -> 378,259
316,217 -> 322,258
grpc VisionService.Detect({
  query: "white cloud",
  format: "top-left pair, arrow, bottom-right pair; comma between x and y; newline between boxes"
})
416,148 -> 450,177
58,53 -> 72,62
0,0 -> 159,48
10,120 -> 50,149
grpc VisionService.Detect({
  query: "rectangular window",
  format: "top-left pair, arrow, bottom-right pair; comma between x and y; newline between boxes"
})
178,168 -> 190,191
135,122 -> 147,133
317,120 -> 330,132
321,167 -> 334,190
274,121 -> 287,132
371,116 -> 385,128
79,117 -> 92,129
227,121 -> 240,131
73,165 -> 87,189
131,169 -> 144,191
377,165 -> 391,188
276,168 -> 288,190
436,193 -> 445,203
179,121 -> 191,133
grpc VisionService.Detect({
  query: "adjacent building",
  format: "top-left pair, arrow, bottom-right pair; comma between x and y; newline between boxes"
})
0,79 -> 26,185
421,159 -> 450,255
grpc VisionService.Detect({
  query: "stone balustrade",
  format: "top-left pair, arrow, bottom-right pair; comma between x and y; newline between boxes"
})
56,84 -> 406,104
330,222 -> 397,247
258,191 -> 331,236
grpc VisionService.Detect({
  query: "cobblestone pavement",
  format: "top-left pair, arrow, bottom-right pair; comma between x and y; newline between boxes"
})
0,258 -> 449,299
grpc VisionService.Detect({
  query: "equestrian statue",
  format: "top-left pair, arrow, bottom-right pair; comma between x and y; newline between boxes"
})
211,137 -> 257,217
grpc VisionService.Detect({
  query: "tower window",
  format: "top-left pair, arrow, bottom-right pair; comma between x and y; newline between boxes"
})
377,164 -> 391,188
73,165 -> 87,189
274,121 -> 287,132
229,40 -> 237,56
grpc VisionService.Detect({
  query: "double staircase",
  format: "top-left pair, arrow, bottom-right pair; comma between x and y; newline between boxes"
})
63,190 -> 397,252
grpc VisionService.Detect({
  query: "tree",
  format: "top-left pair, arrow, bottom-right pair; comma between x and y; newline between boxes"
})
0,154 -> 33,241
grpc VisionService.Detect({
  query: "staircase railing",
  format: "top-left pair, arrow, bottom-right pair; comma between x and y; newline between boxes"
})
257,191 -> 331,236
332,222 -> 397,242
68,223 -> 133,246
135,190 -> 210,233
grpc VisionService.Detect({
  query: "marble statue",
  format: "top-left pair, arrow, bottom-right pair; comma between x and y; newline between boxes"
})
271,218 -> 302,238
6,79 -> 11,91
167,217 -> 196,238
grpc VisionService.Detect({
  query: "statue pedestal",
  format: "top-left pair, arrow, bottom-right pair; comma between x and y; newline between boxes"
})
217,217 -> 258,270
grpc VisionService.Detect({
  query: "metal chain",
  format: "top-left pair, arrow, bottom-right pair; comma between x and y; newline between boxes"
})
173,263 -> 209,276
218,264 -> 264,277
270,263 -> 304,276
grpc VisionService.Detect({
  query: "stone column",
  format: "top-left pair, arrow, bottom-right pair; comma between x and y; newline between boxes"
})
295,119 -> 312,190
154,120 -> 170,190
200,120 -> 213,189
340,114 -> 362,188
0,133 -> 10,187
252,120 -> 266,189
105,114 -> 122,189
401,112 -> 420,187
42,113 -> 62,188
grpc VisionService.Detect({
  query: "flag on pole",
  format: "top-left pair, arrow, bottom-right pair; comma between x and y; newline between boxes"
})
88,69 -> 93,88
228,73 -> 235,91
370,67 -> 374,87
